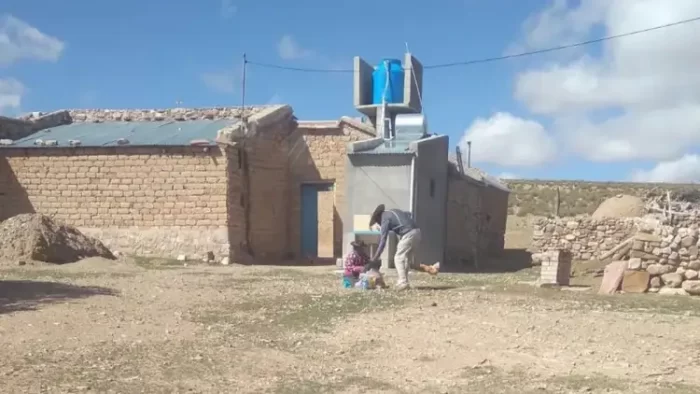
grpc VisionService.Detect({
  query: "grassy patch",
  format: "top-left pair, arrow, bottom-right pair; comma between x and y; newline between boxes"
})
270,376 -> 397,394
132,256 -> 186,270
189,290 -> 408,342
451,366 -> 700,394
0,268 -> 133,280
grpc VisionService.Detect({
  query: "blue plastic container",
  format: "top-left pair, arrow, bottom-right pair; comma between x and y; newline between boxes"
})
342,276 -> 354,288
372,59 -> 405,104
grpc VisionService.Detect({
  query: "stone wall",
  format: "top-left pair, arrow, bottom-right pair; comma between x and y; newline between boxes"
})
507,179 -> 700,217
624,227 -> 700,294
0,146 -> 230,259
531,217 -> 637,261
445,167 -> 509,270
62,107 -> 267,123
289,120 -> 374,258
531,215 -> 700,294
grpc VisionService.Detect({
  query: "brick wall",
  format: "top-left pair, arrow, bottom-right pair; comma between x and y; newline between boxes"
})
289,121 -> 373,258
0,146 -> 230,259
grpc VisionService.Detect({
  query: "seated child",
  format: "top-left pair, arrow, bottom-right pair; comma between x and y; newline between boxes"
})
344,240 -> 370,279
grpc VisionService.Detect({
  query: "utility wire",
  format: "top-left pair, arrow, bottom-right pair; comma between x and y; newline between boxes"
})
425,15 -> 700,70
246,16 -> 700,73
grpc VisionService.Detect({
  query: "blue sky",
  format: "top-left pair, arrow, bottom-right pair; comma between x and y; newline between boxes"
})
2,0 -> 700,183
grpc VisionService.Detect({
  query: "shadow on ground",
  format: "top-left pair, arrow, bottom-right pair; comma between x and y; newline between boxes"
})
0,280 -> 118,314
444,249 -> 533,274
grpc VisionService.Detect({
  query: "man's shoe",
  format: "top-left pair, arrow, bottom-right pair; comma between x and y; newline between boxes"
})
394,283 -> 411,291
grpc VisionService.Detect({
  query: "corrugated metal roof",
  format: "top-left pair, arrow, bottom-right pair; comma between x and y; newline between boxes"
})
6,120 -> 238,148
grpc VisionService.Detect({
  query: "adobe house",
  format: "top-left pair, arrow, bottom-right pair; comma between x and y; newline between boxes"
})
0,106 -> 375,263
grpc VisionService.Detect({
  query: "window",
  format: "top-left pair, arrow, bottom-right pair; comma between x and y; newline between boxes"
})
429,178 -> 435,198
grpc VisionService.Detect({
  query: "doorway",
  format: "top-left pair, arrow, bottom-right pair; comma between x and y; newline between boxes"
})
300,182 -> 334,258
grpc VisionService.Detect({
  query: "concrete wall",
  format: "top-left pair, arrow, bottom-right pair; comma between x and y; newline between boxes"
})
482,184 -> 508,254
289,121 -> 373,259
445,173 -> 481,270
0,146 -> 230,259
343,153 -> 413,256
444,168 -> 509,271
412,135 -> 449,265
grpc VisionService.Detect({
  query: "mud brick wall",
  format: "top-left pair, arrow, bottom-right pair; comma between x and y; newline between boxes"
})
246,128 -> 291,260
288,122 -> 373,258
0,146 -> 230,259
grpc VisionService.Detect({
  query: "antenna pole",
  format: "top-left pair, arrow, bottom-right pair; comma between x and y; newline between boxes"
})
467,141 -> 472,168
241,53 -> 247,115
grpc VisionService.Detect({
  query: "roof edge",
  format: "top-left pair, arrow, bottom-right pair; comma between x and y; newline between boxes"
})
347,137 -> 384,153
338,116 -> 376,137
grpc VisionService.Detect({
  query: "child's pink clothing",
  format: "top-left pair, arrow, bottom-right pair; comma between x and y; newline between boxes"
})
343,250 -> 368,278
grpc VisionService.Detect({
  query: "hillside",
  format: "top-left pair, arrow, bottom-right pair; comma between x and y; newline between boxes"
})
506,179 -> 700,217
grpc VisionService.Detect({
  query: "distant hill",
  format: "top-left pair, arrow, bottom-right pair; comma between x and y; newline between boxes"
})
505,179 -> 700,217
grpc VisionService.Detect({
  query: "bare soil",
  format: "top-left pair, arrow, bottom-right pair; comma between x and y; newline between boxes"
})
2,252 -> 700,394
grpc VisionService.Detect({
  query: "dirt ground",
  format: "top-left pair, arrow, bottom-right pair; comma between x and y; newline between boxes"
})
2,217 -> 700,393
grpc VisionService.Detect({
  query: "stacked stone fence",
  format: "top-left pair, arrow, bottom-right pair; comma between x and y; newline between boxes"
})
531,216 -> 700,294
531,217 -> 637,261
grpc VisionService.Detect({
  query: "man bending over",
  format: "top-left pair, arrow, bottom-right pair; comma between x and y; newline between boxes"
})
369,204 -> 440,290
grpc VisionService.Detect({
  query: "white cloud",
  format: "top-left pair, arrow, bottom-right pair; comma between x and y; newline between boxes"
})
201,71 -> 237,94
512,0 -> 700,163
277,35 -> 314,60
220,0 -> 237,19
0,78 -> 24,115
513,0 -> 607,52
631,154 -> 700,183
458,112 -> 557,167
0,14 -> 65,66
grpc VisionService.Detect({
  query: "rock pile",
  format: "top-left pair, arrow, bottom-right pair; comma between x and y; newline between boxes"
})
622,226 -> 700,295
0,214 -> 115,265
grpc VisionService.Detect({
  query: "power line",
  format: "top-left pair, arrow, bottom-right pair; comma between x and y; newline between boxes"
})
245,16 -> 700,73
425,15 -> 700,70
245,60 -> 353,73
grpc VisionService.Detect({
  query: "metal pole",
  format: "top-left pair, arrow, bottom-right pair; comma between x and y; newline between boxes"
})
467,141 -> 472,168
241,53 -> 247,113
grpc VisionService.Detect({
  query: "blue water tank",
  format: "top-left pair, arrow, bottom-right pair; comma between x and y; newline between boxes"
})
372,59 -> 405,104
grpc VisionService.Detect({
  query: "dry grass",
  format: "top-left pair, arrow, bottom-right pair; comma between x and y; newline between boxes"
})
507,180 -> 700,216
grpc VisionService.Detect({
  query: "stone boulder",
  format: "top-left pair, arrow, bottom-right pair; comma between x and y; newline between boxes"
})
682,280 -> 700,296
661,273 -> 683,288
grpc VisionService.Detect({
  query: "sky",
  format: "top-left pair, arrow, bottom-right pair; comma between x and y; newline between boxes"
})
2,0 -> 700,183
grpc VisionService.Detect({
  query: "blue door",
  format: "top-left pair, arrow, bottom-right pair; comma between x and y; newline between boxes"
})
300,184 -> 319,257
